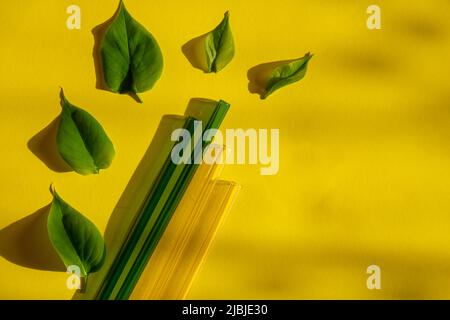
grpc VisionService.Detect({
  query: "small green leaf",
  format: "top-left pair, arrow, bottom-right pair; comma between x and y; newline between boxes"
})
47,187 -> 106,279
57,89 -> 115,175
263,53 -> 313,99
205,11 -> 235,73
100,1 -> 163,102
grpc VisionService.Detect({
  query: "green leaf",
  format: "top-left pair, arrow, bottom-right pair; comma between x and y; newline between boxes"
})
263,53 -> 313,99
205,11 -> 235,73
57,89 -> 115,175
47,187 -> 106,279
100,1 -> 163,102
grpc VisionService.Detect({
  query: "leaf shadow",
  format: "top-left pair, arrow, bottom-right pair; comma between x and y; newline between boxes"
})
181,33 -> 209,73
27,116 -> 72,173
0,205 -> 65,272
247,59 -> 295,99
91,2 -> 141,103
91,4 -> 118,92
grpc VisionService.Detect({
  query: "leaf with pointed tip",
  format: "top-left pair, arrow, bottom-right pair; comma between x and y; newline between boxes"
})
47,189 -> 106,279
263,53 -> 313,99
205,11 -> 235,73
57,90 -> 115,175
100,1 -> 163,102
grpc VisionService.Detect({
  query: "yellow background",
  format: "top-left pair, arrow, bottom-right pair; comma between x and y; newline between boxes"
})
1,0 -> 450,299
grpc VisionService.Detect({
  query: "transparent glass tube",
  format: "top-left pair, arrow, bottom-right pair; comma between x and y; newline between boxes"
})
131,178 -> 240,300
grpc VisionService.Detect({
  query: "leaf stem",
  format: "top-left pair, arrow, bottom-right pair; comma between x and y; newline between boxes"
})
129,92 -> 143,104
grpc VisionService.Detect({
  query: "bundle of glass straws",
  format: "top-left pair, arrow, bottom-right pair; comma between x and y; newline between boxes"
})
75,98 -> 239,300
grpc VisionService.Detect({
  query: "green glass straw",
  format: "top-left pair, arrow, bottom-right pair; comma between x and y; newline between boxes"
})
97,99 -> 229,299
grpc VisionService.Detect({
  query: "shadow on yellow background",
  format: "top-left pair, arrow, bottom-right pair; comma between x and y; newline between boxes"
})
91,4 -> 117,93
27,116 -> 72,173
182,33 -> 209,73
247,58 -> 307,99
0,205 -> 64,272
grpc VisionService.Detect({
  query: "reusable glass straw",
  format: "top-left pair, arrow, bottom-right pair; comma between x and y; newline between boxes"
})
131,180 -> 240,299
115,100 -> 229,299
130,145 -> 224,299
172,180 -> 240,299
97,116 -> 196,300
132,179 -> 240,299
97,99 -> 229,299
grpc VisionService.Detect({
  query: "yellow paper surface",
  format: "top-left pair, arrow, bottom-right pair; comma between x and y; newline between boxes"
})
1,0 -> 450,299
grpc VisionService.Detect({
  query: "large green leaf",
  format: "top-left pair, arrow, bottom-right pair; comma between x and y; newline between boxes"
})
263,53 -> 313,99
47,187 -> 106,279
56,89 -> 115,175
100,1 -> 163,102
205,11 -> 235,73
